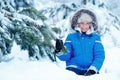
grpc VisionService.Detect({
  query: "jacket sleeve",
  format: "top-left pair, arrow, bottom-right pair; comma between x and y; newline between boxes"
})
57,34 -> 73,61
92,35 -> 105,71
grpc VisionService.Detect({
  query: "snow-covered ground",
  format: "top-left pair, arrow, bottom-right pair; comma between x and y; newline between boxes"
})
0,40 -> 120,80
0,0 -> 120,80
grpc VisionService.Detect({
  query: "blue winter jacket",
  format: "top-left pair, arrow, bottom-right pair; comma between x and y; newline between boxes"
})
57,32 -> 105,71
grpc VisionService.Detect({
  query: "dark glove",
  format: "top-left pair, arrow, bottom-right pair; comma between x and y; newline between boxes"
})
84,69 -> 96,76
55,39 -> 63,53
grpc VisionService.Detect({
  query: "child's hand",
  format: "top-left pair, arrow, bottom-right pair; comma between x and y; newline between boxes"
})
55,39 -> 63,53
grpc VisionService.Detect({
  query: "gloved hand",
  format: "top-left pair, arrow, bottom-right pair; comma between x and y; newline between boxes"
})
84,69 -> 96,76
55,39 -> 63,53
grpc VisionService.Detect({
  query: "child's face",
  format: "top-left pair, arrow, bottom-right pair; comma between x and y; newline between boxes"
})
78,22 -> 91,32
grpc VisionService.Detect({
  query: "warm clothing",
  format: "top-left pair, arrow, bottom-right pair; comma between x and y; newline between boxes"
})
57,32 -> 105,72
56,9 -> 105,74
77,13 -> 92,23
66,67 -> 87,75
71,9 -> 98,31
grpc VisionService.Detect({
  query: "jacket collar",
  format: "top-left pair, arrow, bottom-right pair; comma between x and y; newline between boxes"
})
75,27 -> 94,35
75,28 -> 93,37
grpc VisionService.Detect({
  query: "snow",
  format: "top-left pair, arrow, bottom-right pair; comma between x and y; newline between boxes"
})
0,41 -> 120,80
0,0 -> 120,80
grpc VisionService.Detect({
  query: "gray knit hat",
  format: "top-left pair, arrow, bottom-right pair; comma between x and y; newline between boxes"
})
71,9 -> 98,31
77,13 -> 92,23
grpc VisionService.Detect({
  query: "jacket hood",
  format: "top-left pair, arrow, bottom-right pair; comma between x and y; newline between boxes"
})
71,9 -> 98,31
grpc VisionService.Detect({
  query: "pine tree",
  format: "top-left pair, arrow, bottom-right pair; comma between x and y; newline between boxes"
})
0,0 -> 60,61
0,0 -> 120,62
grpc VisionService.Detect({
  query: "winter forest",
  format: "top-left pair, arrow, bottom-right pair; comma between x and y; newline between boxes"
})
0,0 -> 120,80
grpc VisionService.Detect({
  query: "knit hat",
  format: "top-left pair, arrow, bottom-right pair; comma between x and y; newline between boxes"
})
71,9 -> 98,31
77,13 -> 92,23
